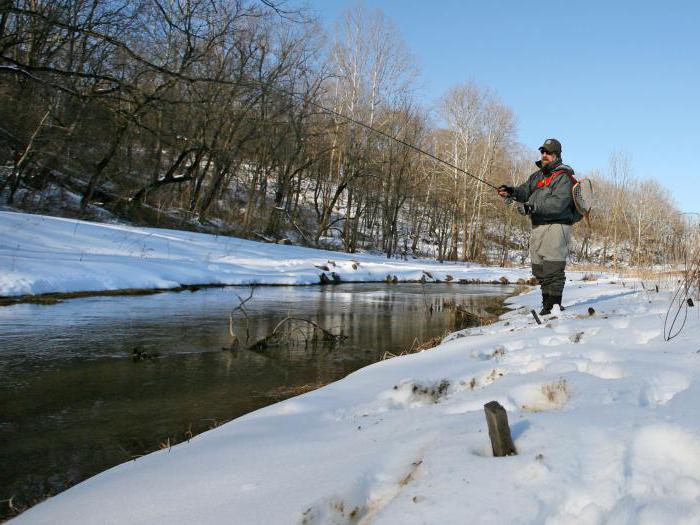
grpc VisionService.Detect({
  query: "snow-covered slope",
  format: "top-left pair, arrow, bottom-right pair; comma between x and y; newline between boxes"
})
0,211 -> 531,297
11,277 -> 700,524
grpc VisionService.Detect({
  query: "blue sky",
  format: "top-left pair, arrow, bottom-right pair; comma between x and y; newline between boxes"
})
306,0 -> 700,214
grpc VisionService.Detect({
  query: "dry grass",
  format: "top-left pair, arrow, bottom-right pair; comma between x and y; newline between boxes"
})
619,267 -> 682,281
382,331 -> 453,360
569,262 -> 681,280
569,262 -> 687,293
263,382 -> 329,399
520,378 -> 570,412
542,378 -> 569,404
511,284 -> 532,296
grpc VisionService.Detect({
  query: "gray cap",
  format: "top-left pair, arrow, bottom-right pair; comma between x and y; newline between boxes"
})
538,138 -> 562,155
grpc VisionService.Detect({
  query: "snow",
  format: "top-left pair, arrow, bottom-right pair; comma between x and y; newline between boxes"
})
4,210 -> 700,524
0,211 -> 529,297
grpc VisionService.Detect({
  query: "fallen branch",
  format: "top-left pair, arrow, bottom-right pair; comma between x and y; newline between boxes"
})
249,316 -> 347,350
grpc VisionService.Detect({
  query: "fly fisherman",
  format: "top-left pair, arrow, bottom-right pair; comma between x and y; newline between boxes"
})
497,138 -> 576,315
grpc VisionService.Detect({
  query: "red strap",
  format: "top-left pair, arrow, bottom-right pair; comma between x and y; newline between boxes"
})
537,169 -> 577,188
552,169 -> 578,184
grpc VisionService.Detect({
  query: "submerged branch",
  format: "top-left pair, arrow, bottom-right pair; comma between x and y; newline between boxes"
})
249,315 -> 347,350
229,286 -> 257,346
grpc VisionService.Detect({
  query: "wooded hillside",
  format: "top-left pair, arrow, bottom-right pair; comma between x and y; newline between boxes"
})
0,1 -> 692,265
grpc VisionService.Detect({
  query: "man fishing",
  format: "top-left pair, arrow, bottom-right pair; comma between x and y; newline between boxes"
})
497,138 -> 577,315
286,91 -> 586,315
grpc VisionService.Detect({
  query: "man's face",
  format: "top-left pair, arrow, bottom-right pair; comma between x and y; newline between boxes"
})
539,149 -> 556,166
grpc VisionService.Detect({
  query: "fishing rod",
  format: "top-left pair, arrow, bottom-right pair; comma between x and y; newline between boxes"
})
0,14 -> 496,190
274,84 -> 499,191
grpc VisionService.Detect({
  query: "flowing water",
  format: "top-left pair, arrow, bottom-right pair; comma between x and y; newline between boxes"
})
0,282 -> 515,514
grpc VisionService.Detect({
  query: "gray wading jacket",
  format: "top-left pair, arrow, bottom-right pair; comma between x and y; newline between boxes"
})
512,159 -> 577,226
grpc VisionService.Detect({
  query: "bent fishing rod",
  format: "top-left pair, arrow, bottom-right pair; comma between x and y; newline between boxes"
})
270,84 -> 499,192
1,17 -> 496,190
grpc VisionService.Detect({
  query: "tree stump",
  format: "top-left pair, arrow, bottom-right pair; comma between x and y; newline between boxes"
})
484,401 -> 517,457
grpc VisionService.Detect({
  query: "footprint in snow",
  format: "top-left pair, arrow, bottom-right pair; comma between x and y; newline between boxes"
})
639,372 -> 691,407
626,423 -> 700,502
503,340 -> 526,351
610,318 -> 630,329
585,349 -> 619,364
633,329 -> 661,345
538,334 -> 573,347
581,361 -> 627,380
301,453 -> 426,524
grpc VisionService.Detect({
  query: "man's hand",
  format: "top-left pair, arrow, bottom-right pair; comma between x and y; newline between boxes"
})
517,203 -> 533,215
497,185 -> 514,198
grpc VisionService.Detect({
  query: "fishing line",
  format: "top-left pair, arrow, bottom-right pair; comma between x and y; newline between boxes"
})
276,85 -> 499,191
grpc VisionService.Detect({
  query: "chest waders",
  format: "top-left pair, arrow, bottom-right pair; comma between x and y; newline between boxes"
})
531,224 -> 570,314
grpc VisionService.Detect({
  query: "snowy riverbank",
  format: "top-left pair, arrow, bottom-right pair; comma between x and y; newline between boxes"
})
5,210 -> 700,524
10,277 -> 700,523
0,211 -> 532,298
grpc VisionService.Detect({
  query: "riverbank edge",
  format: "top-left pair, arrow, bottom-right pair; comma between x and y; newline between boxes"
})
0,276 -> 536,307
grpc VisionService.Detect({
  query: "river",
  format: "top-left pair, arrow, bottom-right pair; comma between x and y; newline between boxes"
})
0,282 -> 515,516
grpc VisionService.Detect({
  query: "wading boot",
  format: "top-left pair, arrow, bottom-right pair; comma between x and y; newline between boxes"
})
551,294 -> 565,311
539,294 -> 554,316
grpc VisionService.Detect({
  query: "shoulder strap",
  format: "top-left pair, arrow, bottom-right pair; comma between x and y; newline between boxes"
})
551,169 -> 577,185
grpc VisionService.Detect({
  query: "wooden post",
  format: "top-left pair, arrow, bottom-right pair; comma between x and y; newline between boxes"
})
484,401 -> 517,457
